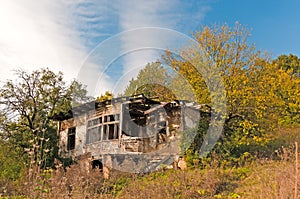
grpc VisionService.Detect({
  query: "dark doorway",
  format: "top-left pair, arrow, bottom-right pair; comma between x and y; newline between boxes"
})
92,160 -> 103,171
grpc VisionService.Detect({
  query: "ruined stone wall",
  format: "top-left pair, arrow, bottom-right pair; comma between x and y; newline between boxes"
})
58,114 -> 87,158
84,140 -> 122,160
57,98 -> 186,166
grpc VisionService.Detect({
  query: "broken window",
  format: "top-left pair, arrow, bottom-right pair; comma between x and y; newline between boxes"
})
67,127 -> 76,150
86,113 -> 121,143
93,118 -> 99,125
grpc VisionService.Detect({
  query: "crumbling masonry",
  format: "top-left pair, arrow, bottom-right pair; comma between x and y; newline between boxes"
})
54,94 -> 201,173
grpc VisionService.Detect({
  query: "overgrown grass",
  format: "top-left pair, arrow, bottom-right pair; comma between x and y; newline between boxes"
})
1,126 -> 300,198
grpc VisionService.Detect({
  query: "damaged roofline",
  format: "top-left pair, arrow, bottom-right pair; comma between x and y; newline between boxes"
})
52,93 -> 162,121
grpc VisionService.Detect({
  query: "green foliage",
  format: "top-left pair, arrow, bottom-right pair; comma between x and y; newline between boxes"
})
110,177 -> 131,196
273,53 -> 300,76
180,116 -> 209,155
68,80 -> 93,107
0,68 -> 91,172
0,141 -> 24,180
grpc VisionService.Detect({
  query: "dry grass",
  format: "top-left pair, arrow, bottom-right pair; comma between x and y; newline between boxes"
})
2,126 -> 300,198
18,166 -> 103,198
235,160 -> 298,198
118,169 -> 222,199
2,155 -> 299,199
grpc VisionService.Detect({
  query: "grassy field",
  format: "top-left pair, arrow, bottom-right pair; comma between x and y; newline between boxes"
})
1,126 -> 300,198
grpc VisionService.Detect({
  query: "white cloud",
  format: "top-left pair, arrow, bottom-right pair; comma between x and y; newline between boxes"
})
117,0 -> 174,72
0,0 -> 87,84
0,0 -> 211,97
112,0 -> 211,94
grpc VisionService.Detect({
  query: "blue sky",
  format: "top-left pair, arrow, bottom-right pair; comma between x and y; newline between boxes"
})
203,0 -> 300,56
76,0 -> 300,57
0,0 -> 299,96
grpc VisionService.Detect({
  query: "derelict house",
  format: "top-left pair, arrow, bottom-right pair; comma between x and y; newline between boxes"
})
54,94 -> 201,173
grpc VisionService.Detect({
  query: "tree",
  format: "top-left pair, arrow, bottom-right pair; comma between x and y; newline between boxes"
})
162,23 -> 290,160
0,68 -> 91,169
271,54 -> 300,124
123,61 -> 176,101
